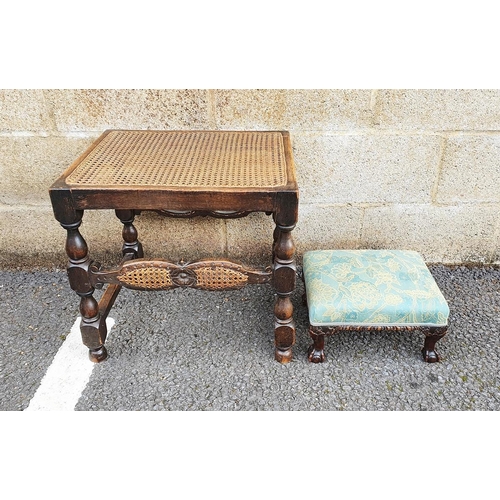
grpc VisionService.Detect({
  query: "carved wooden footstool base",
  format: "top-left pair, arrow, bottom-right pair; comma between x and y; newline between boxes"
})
50,130 -> 299,363
303,250 -> 450,363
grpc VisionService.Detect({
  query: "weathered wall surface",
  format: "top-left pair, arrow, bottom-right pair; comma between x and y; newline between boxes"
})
1,89 -> 499,268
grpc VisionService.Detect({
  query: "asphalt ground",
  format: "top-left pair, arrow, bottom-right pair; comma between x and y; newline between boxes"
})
1,264 -> 499,411
1,264 -> 499,500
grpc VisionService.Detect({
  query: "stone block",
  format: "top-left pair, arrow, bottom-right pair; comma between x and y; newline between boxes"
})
361,204 -> 499,264
376,90 -> 500,130
226,205 -> 363,265
130,211 -> 226,262
0,209 -> 131,268
45,89 -> 211,132
491,217 -> 500,265
293,204 -> 363,259
0,90 -> 53,132
226,212 -> 275,265
0,206 -> 67,268
214,89 -> 374,130
437,134 -> 500,203
2,202 -> 498,268
493,249 -> 500,265
0,136 -> 95,205
75,211 -> 227,265
0,207 -> 227,269
292,133 -> 441,204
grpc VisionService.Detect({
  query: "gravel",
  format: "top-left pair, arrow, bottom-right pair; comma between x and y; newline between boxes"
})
1,265 -> 499,411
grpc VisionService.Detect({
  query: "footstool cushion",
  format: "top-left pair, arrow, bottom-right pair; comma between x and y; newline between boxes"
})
303,250 -> 449,327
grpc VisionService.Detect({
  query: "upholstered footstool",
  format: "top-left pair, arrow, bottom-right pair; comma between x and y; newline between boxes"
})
302,250 -> 450,363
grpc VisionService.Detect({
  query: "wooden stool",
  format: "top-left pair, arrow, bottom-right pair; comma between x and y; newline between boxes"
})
49,130 -> 299,363
302,250 -> 450,363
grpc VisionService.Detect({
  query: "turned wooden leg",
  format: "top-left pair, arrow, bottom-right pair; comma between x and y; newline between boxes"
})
115,209 -> 144,258
422,326 -> 447,363
272,224 -> 279,265
80,294 -> 108,363
308,328 -> 326,363
273,223 -> 296,363
62,213 -> 108,363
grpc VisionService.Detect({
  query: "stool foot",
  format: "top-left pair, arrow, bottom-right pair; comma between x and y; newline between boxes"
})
308,345 -> 325,363
275,348 -> 293,364
422,348 -> 439,363
89,345 -> 108,363
308,329 -> 326,363
422,327 -> 447,363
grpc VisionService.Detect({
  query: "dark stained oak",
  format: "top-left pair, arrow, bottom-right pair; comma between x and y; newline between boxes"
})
307,325 -> 448,364
49,130 -> 299,363
61,215 -> 108,363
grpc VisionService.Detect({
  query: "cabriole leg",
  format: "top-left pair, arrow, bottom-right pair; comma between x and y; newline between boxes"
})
422,326 -> 447,363
62,213 -> 108,363
308,328 -> 326,363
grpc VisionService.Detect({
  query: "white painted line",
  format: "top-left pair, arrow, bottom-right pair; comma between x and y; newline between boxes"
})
25,317 -> 115,411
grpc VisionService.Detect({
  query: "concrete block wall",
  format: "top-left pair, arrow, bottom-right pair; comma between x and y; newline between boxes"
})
1,89 -> 499,269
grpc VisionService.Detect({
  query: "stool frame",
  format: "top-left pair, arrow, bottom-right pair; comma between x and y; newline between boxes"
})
49,130 -> 299,364
307,324 -> 448,363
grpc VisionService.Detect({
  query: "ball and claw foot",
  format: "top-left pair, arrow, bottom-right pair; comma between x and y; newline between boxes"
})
422,348 -> 440,363
275,348 -> 293,364
308,344 -> 325,363
89,345 -> 108,363
422,331 -> 445,363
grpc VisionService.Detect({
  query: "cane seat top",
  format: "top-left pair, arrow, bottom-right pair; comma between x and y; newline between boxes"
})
64,130 -> 289,189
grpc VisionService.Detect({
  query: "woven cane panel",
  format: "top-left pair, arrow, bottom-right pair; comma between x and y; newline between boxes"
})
67,131 -> 288,188
194,267 -> 248,290
119,267 -> 172,290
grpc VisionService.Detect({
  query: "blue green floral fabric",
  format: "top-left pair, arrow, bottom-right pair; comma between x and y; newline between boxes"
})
303,250 -> 449,327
